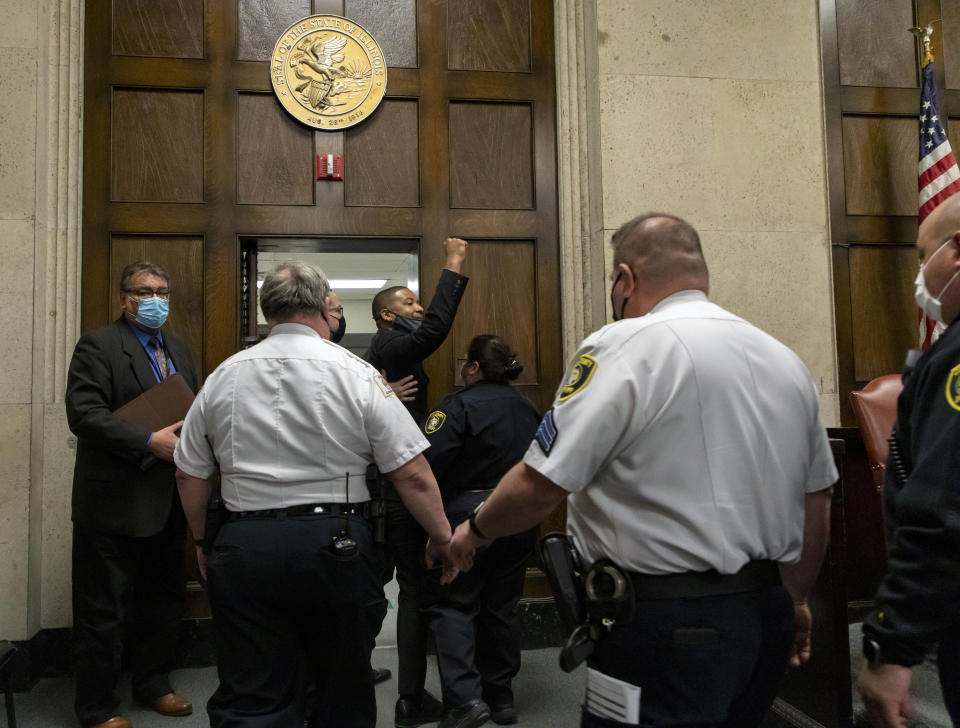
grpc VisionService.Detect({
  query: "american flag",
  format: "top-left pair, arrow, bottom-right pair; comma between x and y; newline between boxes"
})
918,60 -> 960,347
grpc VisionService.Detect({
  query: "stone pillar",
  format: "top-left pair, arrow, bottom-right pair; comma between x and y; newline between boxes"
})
29,0 -> 83,634
553,0 -> 607,359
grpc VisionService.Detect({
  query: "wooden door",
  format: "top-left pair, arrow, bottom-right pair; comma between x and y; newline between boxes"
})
84,0 -> 561,609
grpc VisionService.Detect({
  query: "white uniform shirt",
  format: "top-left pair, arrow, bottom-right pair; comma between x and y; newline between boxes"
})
524,290 -> 838,575
175,323 -> 428,511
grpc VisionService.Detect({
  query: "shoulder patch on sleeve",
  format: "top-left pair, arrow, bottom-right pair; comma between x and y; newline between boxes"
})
374,373 -> 395,398
425,410 -> 447,434
535,409 -> 558,455
558,354 -> 598,402
946,364 -> 960,411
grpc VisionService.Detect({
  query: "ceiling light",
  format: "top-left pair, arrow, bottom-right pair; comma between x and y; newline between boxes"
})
328,279 -> 388,289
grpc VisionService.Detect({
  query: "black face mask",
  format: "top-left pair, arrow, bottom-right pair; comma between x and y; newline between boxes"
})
393,315 -> 423,333
331,313 -> 346,343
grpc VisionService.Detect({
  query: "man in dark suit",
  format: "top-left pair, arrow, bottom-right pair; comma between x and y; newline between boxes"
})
365,238 -> 469,728
66,261 -> 198,728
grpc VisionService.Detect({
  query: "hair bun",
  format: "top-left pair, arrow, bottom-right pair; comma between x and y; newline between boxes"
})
504,358 -> 523,380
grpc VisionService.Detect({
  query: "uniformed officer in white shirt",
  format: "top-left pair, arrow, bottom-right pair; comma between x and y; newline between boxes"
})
174,261 -> 457,728
442,213 -> 838,728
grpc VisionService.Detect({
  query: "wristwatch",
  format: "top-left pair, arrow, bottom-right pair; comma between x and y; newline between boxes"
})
862,636 -> 886,665
468,502 -> 488,540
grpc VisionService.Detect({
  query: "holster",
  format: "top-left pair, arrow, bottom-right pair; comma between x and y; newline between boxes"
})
365,463 -> 387,544
201,485 -> 226,555
539,533 -> 636,673
538,532 -> 586,633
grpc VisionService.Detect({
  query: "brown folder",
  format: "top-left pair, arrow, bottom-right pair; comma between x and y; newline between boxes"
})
114,372 -> 195,470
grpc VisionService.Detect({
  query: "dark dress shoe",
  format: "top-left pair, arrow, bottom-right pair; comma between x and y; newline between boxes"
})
373,666 -> 392,683
395,691 -> 444,727
489,703 -> 517,725
91,718 -> 133,728
146,692 -> 192,717
438,699 -> 490,728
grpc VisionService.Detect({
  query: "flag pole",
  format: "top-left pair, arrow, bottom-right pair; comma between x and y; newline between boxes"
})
908,23 -> 936,66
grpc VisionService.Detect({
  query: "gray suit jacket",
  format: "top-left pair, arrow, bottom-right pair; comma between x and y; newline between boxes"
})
66,316 -> 198,537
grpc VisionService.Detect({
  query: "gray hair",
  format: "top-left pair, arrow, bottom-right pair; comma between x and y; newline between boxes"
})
119,261 -> 170,291
260,260 -> 331,321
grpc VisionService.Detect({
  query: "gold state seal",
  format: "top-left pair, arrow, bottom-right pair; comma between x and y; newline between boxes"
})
270,15 -> 387,130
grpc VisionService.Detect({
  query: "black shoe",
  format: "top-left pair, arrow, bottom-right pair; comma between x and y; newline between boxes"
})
489,704 -> 517,725
373,667 -> 392,684
395,691 -> 444,728
438,699 -> 490,728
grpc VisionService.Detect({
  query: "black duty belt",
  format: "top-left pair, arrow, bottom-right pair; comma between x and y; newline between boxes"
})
227,502 -> 371,521
627,559 -> 781,601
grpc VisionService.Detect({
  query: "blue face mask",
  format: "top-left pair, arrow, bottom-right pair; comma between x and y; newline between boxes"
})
393,315 -> 423,333
135,297 -> 169,329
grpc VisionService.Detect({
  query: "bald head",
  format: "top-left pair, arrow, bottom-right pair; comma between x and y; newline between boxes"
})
920,191 -> 960,248
612,213 -> 709,291
916,192 -> 960,324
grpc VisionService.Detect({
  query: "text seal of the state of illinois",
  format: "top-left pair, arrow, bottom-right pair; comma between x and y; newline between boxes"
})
270,15 -> 387,130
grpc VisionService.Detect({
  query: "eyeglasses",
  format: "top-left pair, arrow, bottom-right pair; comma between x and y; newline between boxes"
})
125,287 -> 171,300
329,306 -> 344,315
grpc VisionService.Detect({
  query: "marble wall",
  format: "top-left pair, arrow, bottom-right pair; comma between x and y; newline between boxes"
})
593,0 -> 838,425
0,1 -> 39,640
0,0 -> 82,639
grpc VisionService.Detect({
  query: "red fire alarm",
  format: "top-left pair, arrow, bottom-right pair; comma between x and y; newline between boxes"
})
316,153 -> 344,181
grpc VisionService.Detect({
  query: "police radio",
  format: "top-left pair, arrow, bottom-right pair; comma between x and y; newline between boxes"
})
329,473 -> 359,560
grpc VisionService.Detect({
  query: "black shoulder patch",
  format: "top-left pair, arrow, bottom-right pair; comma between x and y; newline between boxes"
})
535,409 -> 558,455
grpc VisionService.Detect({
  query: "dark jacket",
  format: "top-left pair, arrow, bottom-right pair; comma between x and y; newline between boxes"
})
66,317 -> 198,537
365,269 -> 468,422
863,317 -> 960,665
422,381 -> 540,506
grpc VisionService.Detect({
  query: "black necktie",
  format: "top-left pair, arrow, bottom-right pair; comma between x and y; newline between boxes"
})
149,336 -> 169,380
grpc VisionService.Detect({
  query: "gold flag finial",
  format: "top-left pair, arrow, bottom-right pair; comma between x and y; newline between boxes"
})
909,22 -> 936,66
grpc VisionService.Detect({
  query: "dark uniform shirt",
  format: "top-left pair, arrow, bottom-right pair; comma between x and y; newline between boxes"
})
365,269 -> 468,423
422,381 -> 540,498
863,316 -> 960,666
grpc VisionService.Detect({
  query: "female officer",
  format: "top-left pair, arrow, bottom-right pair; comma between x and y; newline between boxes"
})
420,335 -> 540,728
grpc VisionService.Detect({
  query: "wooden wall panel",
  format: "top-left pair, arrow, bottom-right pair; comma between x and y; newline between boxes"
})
850,246 -> 918,383
842,116 -> 916,217
344,99 -> 419,207
345,0 -> 417,68
237,93 -> 314,205
112,0 -> 204,58
109,236 -> 205,367
944,1 -> 960,90
448,240 -> 538,386
111,89 -> 204,203
450,102 -> 533,209
237,0 -> 311,61
447,0 -> 531,72
836,0 -> 916,88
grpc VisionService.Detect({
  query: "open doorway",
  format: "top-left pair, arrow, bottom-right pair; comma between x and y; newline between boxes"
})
241,237 -> 419,357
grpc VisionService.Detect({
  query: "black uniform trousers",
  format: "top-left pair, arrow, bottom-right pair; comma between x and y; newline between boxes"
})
72,494 -> 187,727
379,491 -> 430,699
938,623 -> 960,726
206,513 -> 385,728
422,519 -> 538,709
581,584 -> 795,728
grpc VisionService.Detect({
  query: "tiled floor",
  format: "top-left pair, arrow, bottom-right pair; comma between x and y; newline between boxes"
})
10,617 -> 953,727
